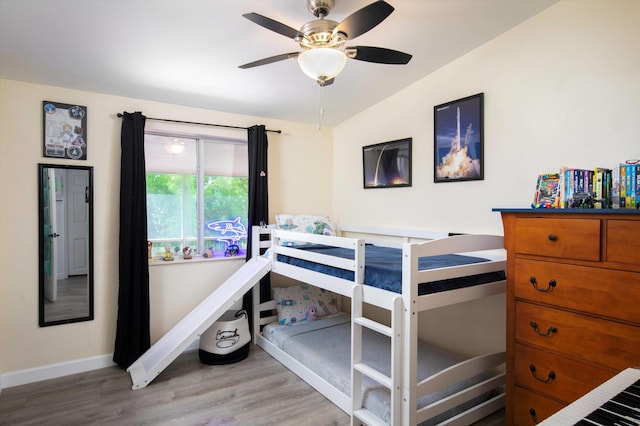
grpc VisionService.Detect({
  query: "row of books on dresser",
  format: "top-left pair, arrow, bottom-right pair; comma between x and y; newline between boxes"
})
533,161 -> 640,209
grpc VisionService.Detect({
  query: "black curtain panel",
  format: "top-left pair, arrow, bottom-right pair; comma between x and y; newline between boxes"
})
243,125 -> 270,327
113,111 -> 151,369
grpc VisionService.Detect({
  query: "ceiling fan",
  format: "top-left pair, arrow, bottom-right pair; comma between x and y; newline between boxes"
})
239,0 -> 412,86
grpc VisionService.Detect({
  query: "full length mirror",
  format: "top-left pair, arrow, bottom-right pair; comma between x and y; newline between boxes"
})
38,163 -> 94,326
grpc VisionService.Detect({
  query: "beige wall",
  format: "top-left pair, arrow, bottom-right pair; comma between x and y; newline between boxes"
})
0,80 -> 332,381
333,0 -> 639,234
332,0 -> 640,355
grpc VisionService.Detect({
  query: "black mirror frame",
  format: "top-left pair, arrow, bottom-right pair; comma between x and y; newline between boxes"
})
38,163 -> 94,327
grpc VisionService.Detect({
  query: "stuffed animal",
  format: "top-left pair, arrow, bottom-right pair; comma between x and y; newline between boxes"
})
306,306 -> 317,321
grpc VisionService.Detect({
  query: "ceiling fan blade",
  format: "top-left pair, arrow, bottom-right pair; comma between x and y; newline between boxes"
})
239,52 -> 300,69
334,1 -> 394,40
346,46 -> 412,64
242,12 -> 304,40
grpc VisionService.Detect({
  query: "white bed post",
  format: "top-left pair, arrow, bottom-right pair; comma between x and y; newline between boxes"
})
251,225 -> 274,344
251,226 -> 262,344
390,295 -> 403,426
402,242 -> 418,426
351,240 -> 366,425
351,285 -> 364,425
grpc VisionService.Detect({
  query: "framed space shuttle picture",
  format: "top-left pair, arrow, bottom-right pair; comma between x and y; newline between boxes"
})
434,93 -> 483,183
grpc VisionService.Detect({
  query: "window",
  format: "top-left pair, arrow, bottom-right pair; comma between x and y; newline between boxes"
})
145,132 -> 248,259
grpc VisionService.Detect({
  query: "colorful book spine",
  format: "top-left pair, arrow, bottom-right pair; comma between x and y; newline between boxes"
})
603,168 -> 612,208
594,168 -> 612,208
630,164 -> 637,209
564,168 -> 573,208
558,167 -> 566,208
611,165 -> 620,209
561,168 -> 598,207
547,164 -> 636,209
636,165 -> 640,209
594,168 -> 603,208
626,165 -> 633,208
620,165 -> 627,208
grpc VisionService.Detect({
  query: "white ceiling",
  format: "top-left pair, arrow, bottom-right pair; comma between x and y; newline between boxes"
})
0,0 -> 557,127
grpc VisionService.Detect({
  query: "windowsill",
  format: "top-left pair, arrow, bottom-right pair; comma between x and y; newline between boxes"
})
148,253 -> 246,266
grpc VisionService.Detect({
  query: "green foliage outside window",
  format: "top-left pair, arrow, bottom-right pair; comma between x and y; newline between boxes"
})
203,176 -> 248,238
146,173 -> 248,256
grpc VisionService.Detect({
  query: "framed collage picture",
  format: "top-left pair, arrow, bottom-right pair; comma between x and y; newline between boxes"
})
43,101 -> 87,160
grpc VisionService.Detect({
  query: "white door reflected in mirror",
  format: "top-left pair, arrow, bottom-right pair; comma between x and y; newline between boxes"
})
39,164 -> 94,326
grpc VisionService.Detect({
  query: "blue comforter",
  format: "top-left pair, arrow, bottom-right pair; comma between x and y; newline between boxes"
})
277,244 -> 505,295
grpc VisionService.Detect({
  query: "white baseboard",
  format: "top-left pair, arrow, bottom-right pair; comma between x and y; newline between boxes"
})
0,339 -> 201,391
0,354 -> 117,389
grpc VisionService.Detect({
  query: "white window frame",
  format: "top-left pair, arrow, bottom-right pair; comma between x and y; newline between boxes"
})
144,130 -> 248,258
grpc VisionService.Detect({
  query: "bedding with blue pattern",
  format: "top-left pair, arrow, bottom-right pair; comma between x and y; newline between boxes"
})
276,244 -> 505,294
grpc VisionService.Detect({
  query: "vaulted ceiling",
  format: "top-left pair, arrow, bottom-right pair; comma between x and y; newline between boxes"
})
0,0 -> 557,127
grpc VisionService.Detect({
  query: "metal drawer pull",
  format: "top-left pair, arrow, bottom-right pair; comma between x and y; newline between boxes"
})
548,233 -> 558,241
529,408 -> 539,424
529,364 -> 556,383
530,321 -> 558,337
529,276 -> 557,292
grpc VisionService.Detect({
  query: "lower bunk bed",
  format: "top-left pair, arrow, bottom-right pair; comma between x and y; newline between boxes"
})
251,223 -> 507,425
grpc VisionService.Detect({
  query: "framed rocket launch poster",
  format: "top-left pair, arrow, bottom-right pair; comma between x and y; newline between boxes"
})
434,93 -> 483,182
363,138 -> 412,188
43,101 -> 87,160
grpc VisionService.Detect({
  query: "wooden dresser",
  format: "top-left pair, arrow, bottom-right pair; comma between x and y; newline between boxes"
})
495,209 -> 640,425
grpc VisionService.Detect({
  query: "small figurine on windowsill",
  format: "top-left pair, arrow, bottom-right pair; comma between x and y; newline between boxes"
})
183,246 -> 192,259
163,244 -> 174,261
224,244 -> 240,257
148,241 -> 154,263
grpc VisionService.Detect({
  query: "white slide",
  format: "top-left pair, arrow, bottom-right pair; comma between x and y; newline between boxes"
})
127,256 -> 271,389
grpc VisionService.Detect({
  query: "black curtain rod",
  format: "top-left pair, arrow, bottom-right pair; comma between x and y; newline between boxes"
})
116,113 -> 281,134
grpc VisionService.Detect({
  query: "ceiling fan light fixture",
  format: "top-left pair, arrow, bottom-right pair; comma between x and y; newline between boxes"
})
164,139 -> 185,155
298,48 -> 347,82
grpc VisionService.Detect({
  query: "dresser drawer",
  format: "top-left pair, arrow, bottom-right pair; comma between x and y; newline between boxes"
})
514,259 -> 640,323
607,220 -> 640,265
515,302 -> 640,370
513,344 -> 614,404
515,218 -> 601,261
513,386 -> 565,425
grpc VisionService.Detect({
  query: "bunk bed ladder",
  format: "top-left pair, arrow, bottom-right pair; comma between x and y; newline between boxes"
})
351,285 -> 403,426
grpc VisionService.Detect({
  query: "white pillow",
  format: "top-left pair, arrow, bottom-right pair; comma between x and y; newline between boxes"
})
275,213 -> 335,235
275,213 -> 335,246
273,284 -> 339,326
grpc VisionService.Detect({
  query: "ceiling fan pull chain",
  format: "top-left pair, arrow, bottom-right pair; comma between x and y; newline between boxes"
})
317,84 -> 324,130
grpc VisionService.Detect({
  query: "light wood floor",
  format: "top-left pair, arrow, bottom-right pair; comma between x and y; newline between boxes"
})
0,345 -> 504,425
44,275 -> 90,323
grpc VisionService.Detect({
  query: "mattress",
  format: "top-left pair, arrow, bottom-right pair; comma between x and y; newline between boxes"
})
263,313 -> 491,425
276,244 -> 505,294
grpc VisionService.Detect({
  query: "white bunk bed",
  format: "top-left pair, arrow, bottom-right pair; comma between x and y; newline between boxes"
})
251,224 -> 507,425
